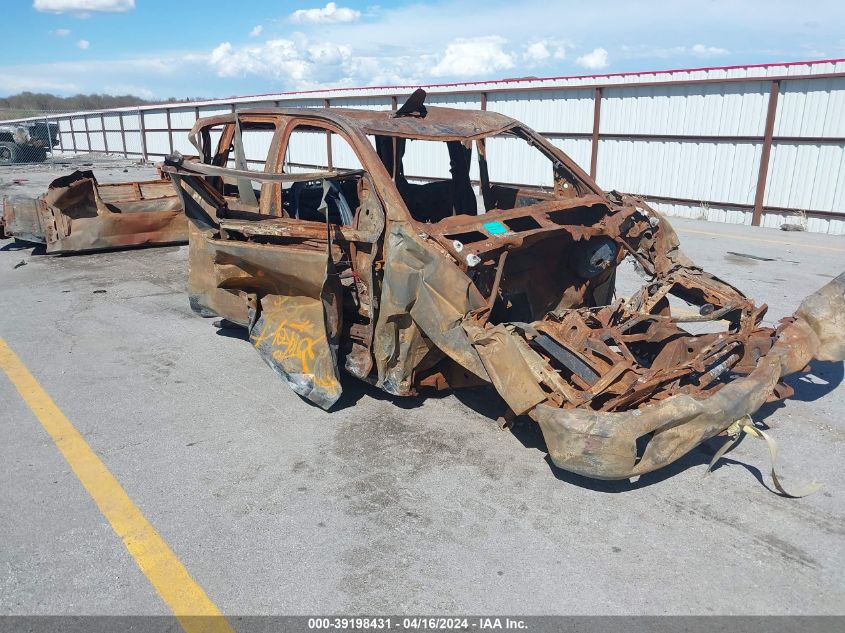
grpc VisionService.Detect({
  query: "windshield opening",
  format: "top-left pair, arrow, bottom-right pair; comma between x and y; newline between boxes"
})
373,127 -> 587,223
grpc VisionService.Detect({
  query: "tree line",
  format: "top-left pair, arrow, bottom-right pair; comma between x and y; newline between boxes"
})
0,92 -> 190,120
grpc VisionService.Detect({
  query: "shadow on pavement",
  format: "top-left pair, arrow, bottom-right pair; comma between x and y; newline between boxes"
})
205,317 -> 844,494
1,240 -> 45,255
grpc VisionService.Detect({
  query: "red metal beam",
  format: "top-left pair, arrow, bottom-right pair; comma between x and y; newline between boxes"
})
324,71 -> 845,102
643,192 -> 842,220
13,66 -> 844,123
752,80 -> 780,226
542,131 -> 845,145
590,87 -> 602,180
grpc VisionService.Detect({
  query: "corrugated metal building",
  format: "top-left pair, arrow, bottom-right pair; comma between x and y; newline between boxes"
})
13,57 -> 845,234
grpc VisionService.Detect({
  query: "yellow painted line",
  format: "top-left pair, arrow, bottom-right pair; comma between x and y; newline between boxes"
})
676,227 -> 845,253
0,338 -> 234,633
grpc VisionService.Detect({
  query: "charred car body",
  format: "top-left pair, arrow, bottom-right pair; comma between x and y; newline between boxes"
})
163,92 -> 845,481
0,122 -> 58,165
0,170 -> 186,254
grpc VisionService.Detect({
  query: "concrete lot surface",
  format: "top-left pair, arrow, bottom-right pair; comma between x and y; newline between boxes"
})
1,157 -> 844,616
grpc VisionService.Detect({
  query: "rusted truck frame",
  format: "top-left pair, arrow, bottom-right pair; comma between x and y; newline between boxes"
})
0,170 -> 186,254
162,94 -> 845,481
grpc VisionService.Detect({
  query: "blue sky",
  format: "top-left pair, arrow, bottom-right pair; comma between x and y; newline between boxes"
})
2,0 -> 843,100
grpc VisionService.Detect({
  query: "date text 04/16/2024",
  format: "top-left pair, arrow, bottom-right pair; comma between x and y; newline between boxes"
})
307,617 -> 528,630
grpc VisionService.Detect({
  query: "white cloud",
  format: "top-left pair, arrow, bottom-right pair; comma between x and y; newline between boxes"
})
209,38 -> 357,83
33,0 -> 134,14
575,47 -> 609,70
620,43 -> 730,60
76,39 -> 90,50
523,39 -> 566,63
690,43 -> 729,57
524,41 -> 549,62
249,25 -> 263,37
9,0 -> 845,99
102,83 -> 154,98
290,2 -> 361,25
0,53 -> 199,98
206,35 -> 430,88
431,36 -> 514,77
51,28 -> 72,37
0,73 -> 79,94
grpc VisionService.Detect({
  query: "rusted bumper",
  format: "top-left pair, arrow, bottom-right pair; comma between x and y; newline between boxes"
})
530,272 -> 845,479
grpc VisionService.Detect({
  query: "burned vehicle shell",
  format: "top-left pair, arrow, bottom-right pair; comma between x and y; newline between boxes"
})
0,170 -> 186,254
0,122 -> 56,165
162,97 -> 845,481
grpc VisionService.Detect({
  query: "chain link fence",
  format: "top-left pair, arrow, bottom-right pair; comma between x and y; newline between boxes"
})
0,108 -> 64,165
0,107 -> 155,166
0,102 -> 214,171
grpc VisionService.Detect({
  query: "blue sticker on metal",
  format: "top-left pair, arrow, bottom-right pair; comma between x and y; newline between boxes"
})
483,221 -> 508,236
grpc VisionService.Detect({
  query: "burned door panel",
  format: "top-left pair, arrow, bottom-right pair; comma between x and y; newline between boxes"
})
166,114 -> 382,409
211,238 -> 344,409
170,172 -> 350,409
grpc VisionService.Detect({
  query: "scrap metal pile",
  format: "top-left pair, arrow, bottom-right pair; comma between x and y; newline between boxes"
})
0,169 -> 186,253
4,90 -> 843,483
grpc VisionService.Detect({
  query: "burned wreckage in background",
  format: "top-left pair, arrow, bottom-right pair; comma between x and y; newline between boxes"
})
163,90 -> 845,482
0,121 -> 58,165
0,170 -> 186,254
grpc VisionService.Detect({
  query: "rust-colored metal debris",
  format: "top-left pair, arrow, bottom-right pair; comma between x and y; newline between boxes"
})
161,93 -> 845,481
0,170 -> 186,254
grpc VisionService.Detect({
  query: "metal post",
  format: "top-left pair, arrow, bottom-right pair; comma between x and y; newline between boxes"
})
138,108 -> 148,162
166,108 -> 174,156
69,117 -> 77,153
83,115 -> 92,153
44,114 -> 54,156
324,98 -> 332,169
389,96 -> 398,180
118,112 -> 127,157
590,87 -> 602,180
100,113 -> 108,154
752,80 -> 780,227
